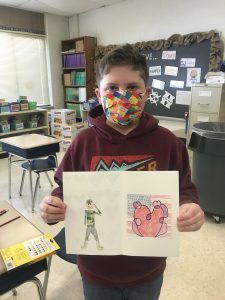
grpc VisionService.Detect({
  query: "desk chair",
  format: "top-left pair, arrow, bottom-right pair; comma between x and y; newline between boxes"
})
19,154 -> 58,212
43,228 -> 77,296
0,258 -> 48,300
54,227 -> 77,264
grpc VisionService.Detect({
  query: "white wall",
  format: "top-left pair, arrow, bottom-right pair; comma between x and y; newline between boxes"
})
69,0 -> 225,131
69,14 -> 79,39
78,0 -> 225,46
45,14 -> 70,108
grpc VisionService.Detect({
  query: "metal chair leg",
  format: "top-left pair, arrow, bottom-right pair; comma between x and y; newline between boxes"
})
45,172 -> 53,187
12,288 -> 17,297
19,170 -> 26,196
27,277 -> 46,300
8,154 -> 12,199
42,256 -> 52,298
32,175 -> 40,212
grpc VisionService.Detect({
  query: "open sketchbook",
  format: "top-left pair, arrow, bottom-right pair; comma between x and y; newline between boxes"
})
64,171 -> 179,257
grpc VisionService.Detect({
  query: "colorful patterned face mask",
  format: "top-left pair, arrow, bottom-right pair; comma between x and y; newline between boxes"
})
102,89 -> 144,126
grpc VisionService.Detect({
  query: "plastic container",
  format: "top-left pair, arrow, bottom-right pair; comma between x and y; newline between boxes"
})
28,101 -> 37,110
188,122 -> 225,223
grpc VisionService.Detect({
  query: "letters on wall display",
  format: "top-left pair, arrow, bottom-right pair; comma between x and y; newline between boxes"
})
95,30 -> 223,119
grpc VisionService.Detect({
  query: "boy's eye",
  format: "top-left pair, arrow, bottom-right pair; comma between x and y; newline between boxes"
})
105,86 -> 118,93
127,85 -> 140,91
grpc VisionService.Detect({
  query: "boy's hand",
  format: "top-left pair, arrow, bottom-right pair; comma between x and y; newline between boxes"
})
40,196 -> 67,224
177,203 -> 204,232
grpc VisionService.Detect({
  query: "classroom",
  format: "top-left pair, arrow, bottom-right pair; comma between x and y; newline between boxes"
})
0,0 -> 224,299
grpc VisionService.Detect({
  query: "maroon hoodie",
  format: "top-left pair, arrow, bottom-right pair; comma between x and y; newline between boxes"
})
52,105 -> 198,288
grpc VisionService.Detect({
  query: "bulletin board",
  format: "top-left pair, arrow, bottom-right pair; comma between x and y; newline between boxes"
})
95,30 -> 224,119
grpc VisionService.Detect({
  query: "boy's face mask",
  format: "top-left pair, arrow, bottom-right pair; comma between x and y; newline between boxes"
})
102,89 -> 145,126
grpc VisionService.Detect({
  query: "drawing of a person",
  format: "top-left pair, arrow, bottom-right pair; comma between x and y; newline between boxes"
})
81,199 -> 103,250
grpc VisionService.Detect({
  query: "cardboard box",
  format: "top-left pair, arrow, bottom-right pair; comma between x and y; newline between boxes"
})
51,109 -> 76,125
61,139 -> 71,152
75,40 -> 84,52
66,103 -> 81,119
50,123 -> 62,138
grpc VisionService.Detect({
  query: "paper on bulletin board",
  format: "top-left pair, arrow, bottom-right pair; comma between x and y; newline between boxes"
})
162,51 -> 176,60
176,90 -> 191,105
186,68 -> 201,87
63,171 -> 179,257
180,58 -> 196,67
152,79 -> 165,90
149,66 -> 161,76
165,66 -> 178,76
170,80 -> 184,89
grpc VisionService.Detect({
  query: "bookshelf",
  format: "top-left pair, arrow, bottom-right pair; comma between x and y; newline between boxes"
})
61,36 -> 97,120
0,109 -> 49,158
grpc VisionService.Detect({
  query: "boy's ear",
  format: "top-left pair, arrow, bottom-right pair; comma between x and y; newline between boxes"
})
95,88 -> 102,104
146,86 -> 151,97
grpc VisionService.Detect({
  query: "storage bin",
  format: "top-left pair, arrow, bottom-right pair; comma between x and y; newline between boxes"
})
10,120 -> 24,131
0,121 -> 10,133
28,101 -> 37,110
188,121 -> 225,223
0,105 -> 10,113
10,103 -> 20,112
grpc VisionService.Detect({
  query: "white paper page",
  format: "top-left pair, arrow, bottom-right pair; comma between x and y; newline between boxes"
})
152,79 -> 165,90
164,66 -> 178,76
122,171 -> 179,257
63,172 -> 123,255
149,66 -> 161,76
180,58 -> 196,67
176,90 -> 191,105
162,51 -> 176,60
170,80 -> 184,89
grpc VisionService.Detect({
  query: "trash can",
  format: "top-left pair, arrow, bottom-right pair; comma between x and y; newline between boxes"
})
188,122 -> 225,223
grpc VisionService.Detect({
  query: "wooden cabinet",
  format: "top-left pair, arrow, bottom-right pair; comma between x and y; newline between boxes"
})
0,109 -> 49,157
187,83 -> 225,145
61,36 -> 97,120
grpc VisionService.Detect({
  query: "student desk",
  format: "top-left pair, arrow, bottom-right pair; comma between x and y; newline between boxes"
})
1,134 -> 60,212
0,201 -> 50,299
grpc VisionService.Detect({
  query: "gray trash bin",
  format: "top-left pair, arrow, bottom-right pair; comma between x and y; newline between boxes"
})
188,122 -> 225,223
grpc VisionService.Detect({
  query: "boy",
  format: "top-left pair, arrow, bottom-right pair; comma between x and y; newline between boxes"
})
40,44 -> 204,300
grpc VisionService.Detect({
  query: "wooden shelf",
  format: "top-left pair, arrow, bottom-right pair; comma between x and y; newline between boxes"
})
64,100 -> 80,104
64,85 -> 86,88
61,51 -> 85,55
0,109 -> 44,117
0,126 -> 49,137
63,67 -> 85,70
62,36 -> 97,121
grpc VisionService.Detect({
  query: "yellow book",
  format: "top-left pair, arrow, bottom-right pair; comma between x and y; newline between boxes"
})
0,233 -> 60,271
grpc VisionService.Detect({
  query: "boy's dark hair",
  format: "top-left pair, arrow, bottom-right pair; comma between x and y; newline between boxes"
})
96,44 -> 148,85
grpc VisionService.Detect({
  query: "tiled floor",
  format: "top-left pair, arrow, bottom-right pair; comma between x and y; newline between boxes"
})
0,151 -> 225,300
